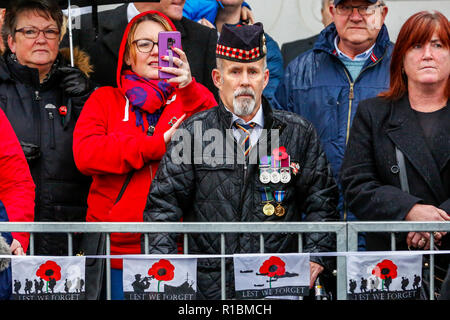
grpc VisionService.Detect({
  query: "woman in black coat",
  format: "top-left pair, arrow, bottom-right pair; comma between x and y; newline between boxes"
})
340,10 -> 450,275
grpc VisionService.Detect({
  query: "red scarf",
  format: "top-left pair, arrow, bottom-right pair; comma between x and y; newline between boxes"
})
120,70 -> 175,131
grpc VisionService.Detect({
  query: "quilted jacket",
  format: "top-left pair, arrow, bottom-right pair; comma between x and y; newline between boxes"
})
143,97 -> 339,299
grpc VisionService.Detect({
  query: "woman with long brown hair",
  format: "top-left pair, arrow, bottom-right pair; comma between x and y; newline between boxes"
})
340,10 -> 450,298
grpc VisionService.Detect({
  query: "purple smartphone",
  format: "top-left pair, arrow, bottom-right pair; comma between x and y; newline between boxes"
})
158,31 -> 182,79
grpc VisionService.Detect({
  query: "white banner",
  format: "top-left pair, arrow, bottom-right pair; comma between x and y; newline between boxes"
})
347,254 -> 423,300
11,256 -> 86,300
233,253 -> 310,299
123,258 -> 197,300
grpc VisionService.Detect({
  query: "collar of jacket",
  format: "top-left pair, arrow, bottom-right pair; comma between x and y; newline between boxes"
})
0,50 -> 62,89
217,95 -> 286,133
313,22 -> 391,66
386,94 -> 449,200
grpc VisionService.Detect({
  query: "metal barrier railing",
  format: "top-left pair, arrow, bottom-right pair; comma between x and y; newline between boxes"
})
0,221 -> 347,300
2,221 -> 450,300
347,221 -> 450,301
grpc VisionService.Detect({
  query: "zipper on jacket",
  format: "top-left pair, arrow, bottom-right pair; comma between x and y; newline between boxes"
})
340,55 -> 385,221
44,104 -> 56,149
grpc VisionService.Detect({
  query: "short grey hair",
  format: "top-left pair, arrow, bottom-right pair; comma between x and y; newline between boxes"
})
216,57 -> 268,72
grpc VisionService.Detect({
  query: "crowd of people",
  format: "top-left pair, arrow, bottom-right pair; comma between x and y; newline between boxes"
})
0,0 -> 449,301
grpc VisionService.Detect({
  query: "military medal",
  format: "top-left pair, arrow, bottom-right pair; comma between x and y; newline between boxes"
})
260,187 -> 275,216
274,190 -> 286,217
270,158 -> 281,183
259,155 -> 271,184
280,156 -> 291,184
263,203 -> 275,216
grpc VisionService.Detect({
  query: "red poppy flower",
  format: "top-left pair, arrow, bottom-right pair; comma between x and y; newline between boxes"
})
259,256 -> 286,278
272,147 -> 288,161
36,260 -> 62,282
372,259 -> 398,280
148,259 -> 175,282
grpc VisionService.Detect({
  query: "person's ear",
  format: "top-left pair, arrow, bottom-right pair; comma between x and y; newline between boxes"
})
262,68 -> 270,90
381,5 -> 389,20
124,52 -> 132,67
7,34 -> 16,53
212,68 -> 223,90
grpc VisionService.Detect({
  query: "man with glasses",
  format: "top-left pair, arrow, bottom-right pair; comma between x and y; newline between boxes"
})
274,0 -> 393,250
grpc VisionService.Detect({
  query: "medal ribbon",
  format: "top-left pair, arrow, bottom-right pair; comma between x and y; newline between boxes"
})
274,190 -> 285,203
260,187 -> 274,202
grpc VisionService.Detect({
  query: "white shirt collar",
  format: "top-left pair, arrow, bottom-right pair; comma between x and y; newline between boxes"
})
127,3 -> 140,22
334,36 -> 375,62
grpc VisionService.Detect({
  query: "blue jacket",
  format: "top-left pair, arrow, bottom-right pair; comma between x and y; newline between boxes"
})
0,200 -> 12,300
274,23 -> 393,221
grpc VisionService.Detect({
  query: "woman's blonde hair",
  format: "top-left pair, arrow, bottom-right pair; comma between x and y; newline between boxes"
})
125,13 -> 173,66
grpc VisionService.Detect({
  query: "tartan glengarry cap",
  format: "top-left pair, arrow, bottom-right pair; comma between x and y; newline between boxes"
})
334,0 -> 377,5
216,22 -> 267,62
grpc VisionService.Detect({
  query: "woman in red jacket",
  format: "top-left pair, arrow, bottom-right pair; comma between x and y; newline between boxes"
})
73,11 -> 217,299
0,108 -> 35,255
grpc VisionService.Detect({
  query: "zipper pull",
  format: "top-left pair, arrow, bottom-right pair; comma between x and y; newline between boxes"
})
349,83 -> 354,100
34,90 -> 41,101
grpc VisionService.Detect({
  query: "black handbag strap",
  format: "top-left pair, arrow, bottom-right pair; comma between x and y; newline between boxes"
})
395,146 -> 410,193
114,171 -> 134,205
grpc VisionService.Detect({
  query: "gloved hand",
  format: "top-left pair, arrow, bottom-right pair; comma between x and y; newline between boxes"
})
58,65 -> 91,97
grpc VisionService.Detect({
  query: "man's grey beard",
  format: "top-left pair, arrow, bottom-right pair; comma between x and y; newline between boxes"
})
233,87 -> 256,117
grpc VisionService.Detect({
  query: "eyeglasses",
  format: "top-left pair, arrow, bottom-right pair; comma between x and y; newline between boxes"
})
335,4 -> 383,16
133,39 -> 158,53
15,26 -> 60,39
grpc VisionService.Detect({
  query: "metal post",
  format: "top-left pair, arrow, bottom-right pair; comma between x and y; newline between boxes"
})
336,225 -> 348,300
29,233 -> 34,256
390,233 -> 396,251
184,233 -> 189,254
144,234 -> 149,255
67,0 -> 74,67
298,233 -> 303,253
221,233 -> 226,300
260,234 -> 264,253
67,233 -> 73,256
430,232 -> 435,301
106,233 -> 111,300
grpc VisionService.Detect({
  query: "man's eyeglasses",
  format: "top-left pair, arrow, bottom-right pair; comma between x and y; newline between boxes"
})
15,26 -> 60,39
133,39 -> 158,53
335,4 -> 384,16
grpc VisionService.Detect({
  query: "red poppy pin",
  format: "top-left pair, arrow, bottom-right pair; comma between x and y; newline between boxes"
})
272,147 -> 288,161
148,259 -> 175,292
258,256 -> 286,288
59,106 -> 67,116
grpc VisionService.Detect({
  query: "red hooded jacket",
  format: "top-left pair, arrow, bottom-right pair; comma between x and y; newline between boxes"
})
73,11 -> 217,269
0,108 -> 35,252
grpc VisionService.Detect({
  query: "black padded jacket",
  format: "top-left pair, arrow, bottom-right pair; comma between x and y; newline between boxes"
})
143,97 -> 339,299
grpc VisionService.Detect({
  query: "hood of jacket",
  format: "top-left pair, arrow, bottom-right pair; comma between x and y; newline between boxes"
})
115,10 -> 177,90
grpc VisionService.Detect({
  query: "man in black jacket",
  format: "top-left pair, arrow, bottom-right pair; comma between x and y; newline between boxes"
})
64,1 -> 218,99
143,22 -> 339,299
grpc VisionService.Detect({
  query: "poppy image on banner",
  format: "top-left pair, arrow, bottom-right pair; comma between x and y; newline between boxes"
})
11,256 -> 86,300
233,253 -> 310,299
347,254 -> 423,300
123,258 -> 197,300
